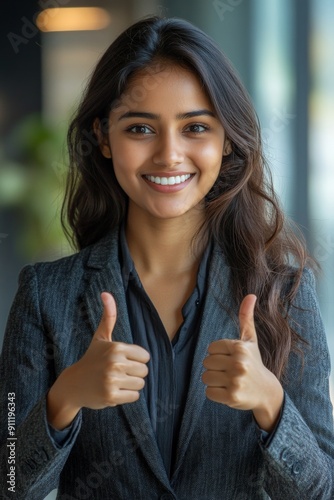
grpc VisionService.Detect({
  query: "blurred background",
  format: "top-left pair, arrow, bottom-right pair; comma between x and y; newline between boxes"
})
0,1 -> 333,497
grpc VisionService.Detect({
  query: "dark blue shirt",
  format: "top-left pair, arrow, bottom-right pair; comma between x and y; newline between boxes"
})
119,226 -> 211,477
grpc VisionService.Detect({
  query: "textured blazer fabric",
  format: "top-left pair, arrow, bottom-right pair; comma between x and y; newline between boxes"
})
1,229 -> 334,499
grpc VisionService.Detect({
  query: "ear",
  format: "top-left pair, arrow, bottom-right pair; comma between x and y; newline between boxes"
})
223,138 -> 232,156
93,118 -> 112,158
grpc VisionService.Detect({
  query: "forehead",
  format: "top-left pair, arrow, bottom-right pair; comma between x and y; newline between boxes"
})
118,62 -> 213,109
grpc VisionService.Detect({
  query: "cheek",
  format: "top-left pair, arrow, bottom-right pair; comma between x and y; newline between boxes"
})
192,141 -> 224,168
110,135 -> 152,167
112,161 -> 134,193
110,142 -> 140,180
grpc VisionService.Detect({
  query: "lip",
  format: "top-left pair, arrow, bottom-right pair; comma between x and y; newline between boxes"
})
142,173 -> 195,193
142,171 -> 195,177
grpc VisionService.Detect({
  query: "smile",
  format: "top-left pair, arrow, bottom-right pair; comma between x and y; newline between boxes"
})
143,174 -> 192,185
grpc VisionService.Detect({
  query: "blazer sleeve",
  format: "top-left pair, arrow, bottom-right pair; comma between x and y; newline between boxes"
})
260,268 -> 334,499
0,265 -> 82,500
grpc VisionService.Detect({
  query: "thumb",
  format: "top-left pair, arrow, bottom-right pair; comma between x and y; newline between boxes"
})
239,294 -> 257,342
93,292 -> 117,342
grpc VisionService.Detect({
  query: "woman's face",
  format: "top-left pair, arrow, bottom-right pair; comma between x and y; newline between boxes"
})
99,63 -> 229,223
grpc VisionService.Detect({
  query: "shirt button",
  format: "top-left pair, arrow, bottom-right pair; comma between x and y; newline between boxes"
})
292,462 -> 301,474
195,299 -> 200,306
281,449 -> 292,461
281,449 -> 296,468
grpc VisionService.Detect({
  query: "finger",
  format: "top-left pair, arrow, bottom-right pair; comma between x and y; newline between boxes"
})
122,344 -> 151,364
117,375 -> 146,391
125,360 -> 149,378
203,353 -> 242,371
207,339 -> 237,355
203,354 -> 229,371
108,390 -> 141,406
205,387 -> 229,405
94,292 -> 117,342
239,294 -> 257,342
202,370 -> 228,387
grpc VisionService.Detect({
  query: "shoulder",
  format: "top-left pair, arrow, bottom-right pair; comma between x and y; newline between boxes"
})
288,266 -> 319,314
18,228 -> 120,294
18,246 -> 91,289
287,267 -> 329,358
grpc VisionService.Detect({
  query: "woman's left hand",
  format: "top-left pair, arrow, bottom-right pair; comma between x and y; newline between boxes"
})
202,295 -> 284,432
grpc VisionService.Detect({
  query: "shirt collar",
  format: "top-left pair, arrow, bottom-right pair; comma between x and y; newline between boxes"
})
119,222 -> 138,290
119,222 -> 212,297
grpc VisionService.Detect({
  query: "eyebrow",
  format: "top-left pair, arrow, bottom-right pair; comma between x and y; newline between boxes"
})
117,109 -> 216,121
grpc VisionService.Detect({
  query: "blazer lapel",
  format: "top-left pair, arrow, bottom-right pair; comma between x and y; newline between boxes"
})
82,230 -> 171,489
172,245 -> 239,480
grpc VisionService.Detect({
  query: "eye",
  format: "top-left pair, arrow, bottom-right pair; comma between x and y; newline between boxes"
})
126,124 -> 154,135
184,123 -> 210,134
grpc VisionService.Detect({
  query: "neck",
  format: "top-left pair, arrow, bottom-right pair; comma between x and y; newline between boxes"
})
125,205 -> 206,276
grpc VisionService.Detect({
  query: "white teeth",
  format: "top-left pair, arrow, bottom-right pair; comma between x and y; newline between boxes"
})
145,174 -> 192,185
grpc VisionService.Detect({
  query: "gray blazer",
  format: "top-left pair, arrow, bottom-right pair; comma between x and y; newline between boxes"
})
1,229 -> 333,500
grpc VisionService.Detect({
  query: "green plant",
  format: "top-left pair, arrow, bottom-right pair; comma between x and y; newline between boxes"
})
0,114 -> 72,259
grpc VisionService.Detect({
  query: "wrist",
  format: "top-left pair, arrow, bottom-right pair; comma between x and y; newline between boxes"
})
47,366 -> 81,430
253,377 -> 284,433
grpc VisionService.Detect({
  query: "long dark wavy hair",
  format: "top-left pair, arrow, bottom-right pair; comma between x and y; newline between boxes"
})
62,16 -> 312,380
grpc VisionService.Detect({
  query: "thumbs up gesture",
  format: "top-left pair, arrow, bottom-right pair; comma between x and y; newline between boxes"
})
47,292 -> 150,430
202,295 -> 284,432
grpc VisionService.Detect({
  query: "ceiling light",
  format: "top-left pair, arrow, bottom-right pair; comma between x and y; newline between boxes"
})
36,7 -> 111,32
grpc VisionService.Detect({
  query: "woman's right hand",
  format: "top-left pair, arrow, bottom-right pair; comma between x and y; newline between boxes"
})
46,292 -> 150,430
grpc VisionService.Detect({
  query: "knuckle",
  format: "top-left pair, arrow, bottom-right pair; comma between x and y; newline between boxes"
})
142,350 -> 151,362
110,342 -> 123,354
103,387 -> 118,406
132,391 -> 140,402
139,363 -> 149,378
234,341 -> 247,354
104,353 -> 124,370
138,378 -> 145,390
233,360 -> 247,375
104,373 -> 119,388
108,387 -> 119,402
228,391 -> 241,407
111,361 -> 126,373
230,377 -> 242,392
202,357 -> 210,369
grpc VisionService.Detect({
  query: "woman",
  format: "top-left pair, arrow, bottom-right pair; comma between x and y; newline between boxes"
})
0,16 -> 333,500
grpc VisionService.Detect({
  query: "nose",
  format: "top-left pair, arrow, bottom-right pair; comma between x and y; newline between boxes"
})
152,130 -> 185,168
